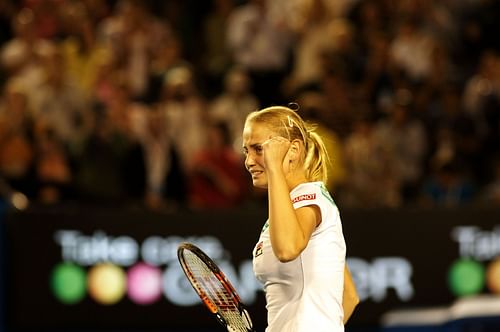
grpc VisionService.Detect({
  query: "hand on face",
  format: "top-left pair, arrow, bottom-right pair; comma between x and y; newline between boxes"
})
262,136 -> 291,172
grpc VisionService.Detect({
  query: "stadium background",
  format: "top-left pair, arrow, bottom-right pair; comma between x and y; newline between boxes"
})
1,0 -> 500,331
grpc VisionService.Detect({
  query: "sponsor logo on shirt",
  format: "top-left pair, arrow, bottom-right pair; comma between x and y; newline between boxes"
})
254,241 -> 263,258
292,193 -> 316,203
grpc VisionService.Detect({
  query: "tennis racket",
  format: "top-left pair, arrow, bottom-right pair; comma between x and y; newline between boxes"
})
177,242 -> 255,332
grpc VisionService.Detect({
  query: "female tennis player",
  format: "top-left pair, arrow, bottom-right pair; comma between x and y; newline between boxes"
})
242,105 -> 359,331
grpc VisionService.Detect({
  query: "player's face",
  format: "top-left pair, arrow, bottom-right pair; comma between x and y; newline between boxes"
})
242,122 -> 273,188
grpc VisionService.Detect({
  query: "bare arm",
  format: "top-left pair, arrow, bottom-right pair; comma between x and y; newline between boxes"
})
343,264 -> 360,324
263,137 -> 318,262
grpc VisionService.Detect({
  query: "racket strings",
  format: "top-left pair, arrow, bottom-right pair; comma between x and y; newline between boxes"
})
182,251 -> 250,331
184,252 -> 236,308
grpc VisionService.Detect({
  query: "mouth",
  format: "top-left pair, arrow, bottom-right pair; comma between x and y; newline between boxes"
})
249,170 -> 264,178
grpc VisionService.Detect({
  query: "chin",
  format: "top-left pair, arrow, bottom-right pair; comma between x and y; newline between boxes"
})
252,179 -> 268,189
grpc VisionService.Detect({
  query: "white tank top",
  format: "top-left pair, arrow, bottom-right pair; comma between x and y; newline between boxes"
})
253,182 -> 346,332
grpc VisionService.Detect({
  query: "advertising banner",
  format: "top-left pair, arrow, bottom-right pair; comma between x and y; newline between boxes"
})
3,204 -> 500,330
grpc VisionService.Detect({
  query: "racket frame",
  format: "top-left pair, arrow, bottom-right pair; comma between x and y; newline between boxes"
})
177,242 -> 255,332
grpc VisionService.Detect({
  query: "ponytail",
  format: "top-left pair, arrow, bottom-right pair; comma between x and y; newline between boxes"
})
304,127 -> 330,183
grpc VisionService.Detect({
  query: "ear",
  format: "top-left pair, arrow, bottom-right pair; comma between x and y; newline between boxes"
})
288,139 -> 301,161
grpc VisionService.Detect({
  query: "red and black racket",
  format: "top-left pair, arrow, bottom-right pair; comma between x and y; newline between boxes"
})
177,242 -> 255,332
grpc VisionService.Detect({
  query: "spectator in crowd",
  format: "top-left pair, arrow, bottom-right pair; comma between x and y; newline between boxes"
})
419,159 -> 476,207
319,68 -> 360,141
23,0 -> 61,40
74,80 -> 145,204
284,0 -> 335,95
430,84 -> 485,186
321,18 -> 364,86
455,0 -> 500,74
389,16 -> 437,84
32,43 -> 92,156
348,0 -> 389,51
145,34 -> 189,104
133,105 -> 177,211
0,82 -> 35,198
372,90 -> 428,202
463,50 -> 500,116
209,66 -> 259,153
0,8 -> 50,111
342,114 -> 401,208
188,120 -> 248,210
0,0 -> 498,210
58,1 -> 110,98
161,65 -> 207,174
226,0 -> 294,106
417,0 -> 459,56
96,0 -> 172,101
480,154 -> 500,205
33,123 -> 72,204
202,0 -> 236,97
358,31 -> 397,118
462,50 -> 500,166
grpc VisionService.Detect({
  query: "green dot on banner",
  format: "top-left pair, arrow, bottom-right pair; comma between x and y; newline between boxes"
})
51,263 -> 87,304
448,259 -> 485,297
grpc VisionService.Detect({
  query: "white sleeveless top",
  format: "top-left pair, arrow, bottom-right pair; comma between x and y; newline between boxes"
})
253,182 -> 346,332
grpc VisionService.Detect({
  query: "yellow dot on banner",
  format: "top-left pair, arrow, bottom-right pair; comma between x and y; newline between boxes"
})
87,263 -> 126,305
486,258 -> 500,294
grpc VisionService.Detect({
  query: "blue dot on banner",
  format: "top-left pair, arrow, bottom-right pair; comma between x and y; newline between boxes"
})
448,258 -> 485,297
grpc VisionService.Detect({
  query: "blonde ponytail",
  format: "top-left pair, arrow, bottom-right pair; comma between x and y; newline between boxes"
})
304,130 -> 330,183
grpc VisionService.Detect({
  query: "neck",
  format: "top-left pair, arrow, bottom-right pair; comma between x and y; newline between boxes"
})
286,172 -> 309,192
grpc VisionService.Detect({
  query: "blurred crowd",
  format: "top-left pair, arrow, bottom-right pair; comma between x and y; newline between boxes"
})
0,0 -> 499,211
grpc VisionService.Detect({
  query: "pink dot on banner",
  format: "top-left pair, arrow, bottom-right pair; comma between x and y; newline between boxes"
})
127,263 -> 162,305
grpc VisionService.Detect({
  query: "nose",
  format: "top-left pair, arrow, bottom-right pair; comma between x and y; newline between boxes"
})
245,152 -> 256,170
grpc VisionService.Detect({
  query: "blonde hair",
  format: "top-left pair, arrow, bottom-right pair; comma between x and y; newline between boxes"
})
245,105 -> 331,183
